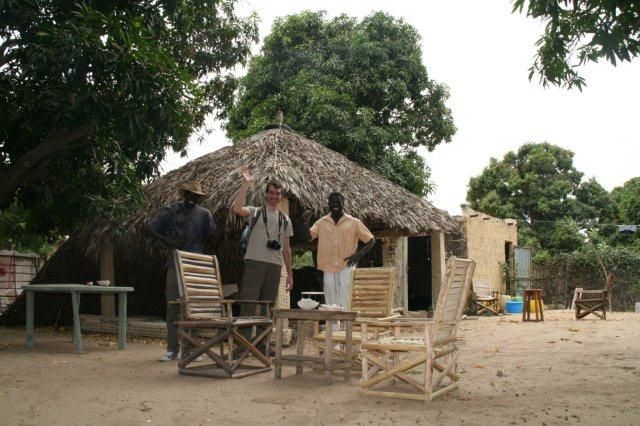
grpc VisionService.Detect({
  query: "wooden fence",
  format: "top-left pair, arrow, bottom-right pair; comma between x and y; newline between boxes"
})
530,260 -> 638,310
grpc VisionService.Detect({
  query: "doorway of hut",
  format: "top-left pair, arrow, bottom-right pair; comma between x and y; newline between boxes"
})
407,236 -> 432,311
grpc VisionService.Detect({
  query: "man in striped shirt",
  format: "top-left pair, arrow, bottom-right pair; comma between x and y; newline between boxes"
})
309,192 -> 375,309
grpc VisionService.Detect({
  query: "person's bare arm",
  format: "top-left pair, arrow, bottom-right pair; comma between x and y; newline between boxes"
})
232,165 -> 252,218
283,237 -> 293,291
344,238 -> 375,267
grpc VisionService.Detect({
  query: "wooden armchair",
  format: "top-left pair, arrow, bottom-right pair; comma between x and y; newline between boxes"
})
574,289 -> 608,320
472,279 -> 499,315
311,267 -> 397,367
172,250 -> 273,378
360,257 -> 476,402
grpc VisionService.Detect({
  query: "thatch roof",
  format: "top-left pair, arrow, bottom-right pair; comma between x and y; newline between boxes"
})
81,127 -> 457,256
1,127 -> 458,326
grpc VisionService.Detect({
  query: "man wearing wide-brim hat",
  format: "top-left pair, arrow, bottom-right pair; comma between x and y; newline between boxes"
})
147,180 -> 215,362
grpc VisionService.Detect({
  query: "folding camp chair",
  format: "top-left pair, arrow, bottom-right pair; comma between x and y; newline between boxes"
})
173,250 -> 273,378
360,257 -> 475,401
311,267 -> 398,368
471,279 -> 499,315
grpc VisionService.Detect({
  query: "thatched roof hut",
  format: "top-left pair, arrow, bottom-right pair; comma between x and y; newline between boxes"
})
80,126 -> 457,258
1,126 -> 457,325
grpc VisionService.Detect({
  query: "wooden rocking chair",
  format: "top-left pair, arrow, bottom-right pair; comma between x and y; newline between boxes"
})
472,279 -> 499,315
173,250 -> 274,378
360,257 -> 475,401
311,267 -> 398,368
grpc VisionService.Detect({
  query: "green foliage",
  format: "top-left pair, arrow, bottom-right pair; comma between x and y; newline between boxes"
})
513,0 -> 640,90
0,0 -> 258,246
0,202 -> 60,256
293,251 -> 315,269
612,177 -> 640,225
557,244 -> 640,282
501,260 -> 516,296
225,11 -> 455,196
467,142 -> 614,253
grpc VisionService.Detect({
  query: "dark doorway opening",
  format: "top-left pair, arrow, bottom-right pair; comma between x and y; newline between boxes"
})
408,236 -> 432,311
504,241 -> 513,295
358,238 -> 383,268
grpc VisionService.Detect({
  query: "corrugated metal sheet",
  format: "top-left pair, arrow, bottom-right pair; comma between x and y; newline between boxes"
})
514,247 -> 532,291
515,247 -> 531,279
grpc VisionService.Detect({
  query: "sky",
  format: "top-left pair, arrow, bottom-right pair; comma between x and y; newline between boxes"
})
161,1 -> 640,215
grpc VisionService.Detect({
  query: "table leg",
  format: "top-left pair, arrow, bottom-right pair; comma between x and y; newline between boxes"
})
539,293 -> 545,321
26,290 -> 34,348
118,292 -> 127,350
296,320 -> 305,375
71,291 -> 82,353
344,320 -> 352,383
324,322 -> 333,385
274,316 -> 283,379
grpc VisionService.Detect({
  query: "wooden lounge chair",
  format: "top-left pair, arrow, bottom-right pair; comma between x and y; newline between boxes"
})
472,279 -> 499,315
575,289 -> 608,320
311,267 -> 397,367
172,250 -> 273,378
360,256 -> 476,401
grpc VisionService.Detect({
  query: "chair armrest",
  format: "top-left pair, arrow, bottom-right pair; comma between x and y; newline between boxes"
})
222,299 -> 275,305
376,314 -> 403,321
169,299 -> 274,305
358,318 -> 432,327
168,300 -> 237,305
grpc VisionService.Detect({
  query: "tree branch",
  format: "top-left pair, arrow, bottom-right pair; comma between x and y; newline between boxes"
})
0,120 -> 98,206
0,39 -> 20,68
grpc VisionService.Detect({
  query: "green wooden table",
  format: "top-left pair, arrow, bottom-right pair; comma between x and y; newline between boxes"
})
24,284 -> 134,353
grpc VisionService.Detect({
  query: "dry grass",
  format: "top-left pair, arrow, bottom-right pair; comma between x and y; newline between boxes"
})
80,127 -> 458,258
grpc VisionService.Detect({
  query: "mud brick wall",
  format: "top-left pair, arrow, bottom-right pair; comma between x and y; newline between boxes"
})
458,207 -> 517,294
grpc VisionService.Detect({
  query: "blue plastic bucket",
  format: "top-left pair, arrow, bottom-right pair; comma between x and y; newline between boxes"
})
505,300 -> 524,314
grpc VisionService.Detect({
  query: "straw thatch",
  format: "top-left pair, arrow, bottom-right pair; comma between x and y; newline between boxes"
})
0,126 -> 458,327
81,127 -> 457,257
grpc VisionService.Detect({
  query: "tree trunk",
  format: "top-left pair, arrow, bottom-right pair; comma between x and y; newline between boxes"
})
0,121 -> 97,206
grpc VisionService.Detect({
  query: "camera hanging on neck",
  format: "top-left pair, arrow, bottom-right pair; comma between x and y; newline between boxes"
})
263,208 -> 284,250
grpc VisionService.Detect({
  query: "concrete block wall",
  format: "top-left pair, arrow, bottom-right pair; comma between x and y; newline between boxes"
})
457,207 -> 517,294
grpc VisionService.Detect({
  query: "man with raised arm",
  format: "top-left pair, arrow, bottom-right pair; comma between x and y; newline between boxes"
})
232,166 -> 293,350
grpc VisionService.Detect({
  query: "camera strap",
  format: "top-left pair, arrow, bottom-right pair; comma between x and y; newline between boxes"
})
262,208 -> 285,242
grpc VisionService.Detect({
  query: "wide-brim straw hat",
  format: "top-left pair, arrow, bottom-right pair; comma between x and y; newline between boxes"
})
180,180 -> 206,196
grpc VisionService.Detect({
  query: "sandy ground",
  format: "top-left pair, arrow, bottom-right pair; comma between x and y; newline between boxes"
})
1,310 -> 640,426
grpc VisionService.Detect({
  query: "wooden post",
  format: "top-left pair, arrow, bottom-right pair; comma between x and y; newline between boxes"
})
431,231 -> 446,308
395,237 -> 407,312
382,237 -> 407,310
99,235 -> 116,317
277,197 -> 290,336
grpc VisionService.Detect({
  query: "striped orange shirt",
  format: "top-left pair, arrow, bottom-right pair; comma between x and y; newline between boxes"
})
310,214 -> 374,273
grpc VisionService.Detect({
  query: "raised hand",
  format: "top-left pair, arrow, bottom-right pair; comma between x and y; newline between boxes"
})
241,165 -> 252,183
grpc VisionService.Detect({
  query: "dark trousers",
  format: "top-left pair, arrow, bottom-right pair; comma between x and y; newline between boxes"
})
240,259 -> 281,343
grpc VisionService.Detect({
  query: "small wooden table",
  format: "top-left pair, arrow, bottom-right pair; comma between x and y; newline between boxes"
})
272,308 -> 357,385
24,284 -> 134,353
